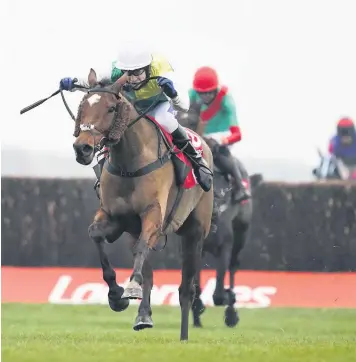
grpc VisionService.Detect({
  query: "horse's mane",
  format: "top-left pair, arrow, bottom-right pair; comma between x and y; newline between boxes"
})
73,79 -> 133,142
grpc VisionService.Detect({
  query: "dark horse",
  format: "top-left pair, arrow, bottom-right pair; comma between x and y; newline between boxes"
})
72,70 -> 214,341
177,110 -> 255,328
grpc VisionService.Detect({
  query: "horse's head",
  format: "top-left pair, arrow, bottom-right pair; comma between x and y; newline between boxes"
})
176,107 -> 200,132
73,69 -> 132,165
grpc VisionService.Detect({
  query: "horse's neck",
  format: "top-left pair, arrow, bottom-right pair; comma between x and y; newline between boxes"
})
178,110 -> 200,132
110,118 -> 163,169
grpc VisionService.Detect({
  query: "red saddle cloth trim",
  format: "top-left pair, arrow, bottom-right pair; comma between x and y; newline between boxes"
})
146,116 -> 204,189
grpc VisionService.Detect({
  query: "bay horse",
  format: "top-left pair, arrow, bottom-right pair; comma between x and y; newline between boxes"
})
177,110 -> 254,328
72,69 -> 214,341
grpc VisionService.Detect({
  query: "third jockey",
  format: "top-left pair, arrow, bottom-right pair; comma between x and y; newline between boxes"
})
329,117 -> 356,165
189,66 -> 250,203
59,41 -> 212,192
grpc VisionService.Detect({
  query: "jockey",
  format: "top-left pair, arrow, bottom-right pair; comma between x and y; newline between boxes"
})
59,41 -> 212,192
328,117 -> 356,165
189,66 -> 250,203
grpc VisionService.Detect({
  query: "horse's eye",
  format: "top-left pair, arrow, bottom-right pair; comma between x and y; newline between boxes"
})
108,106 -> 116,113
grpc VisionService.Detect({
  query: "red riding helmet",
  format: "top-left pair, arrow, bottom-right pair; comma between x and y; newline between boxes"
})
337,117 -> 354,128
193,66 -> 219,92
337,117 -> 355,137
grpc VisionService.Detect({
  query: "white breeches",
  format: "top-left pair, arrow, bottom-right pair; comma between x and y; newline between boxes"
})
147,101 -> 179,134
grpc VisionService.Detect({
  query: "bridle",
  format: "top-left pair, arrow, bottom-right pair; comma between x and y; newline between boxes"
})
71,77 -> 165,154
76,88 -> 122,153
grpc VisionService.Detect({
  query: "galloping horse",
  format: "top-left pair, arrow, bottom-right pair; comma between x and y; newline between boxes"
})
313,148 -> 356,181
72,69 -> 214,341
177,110 -> 254,328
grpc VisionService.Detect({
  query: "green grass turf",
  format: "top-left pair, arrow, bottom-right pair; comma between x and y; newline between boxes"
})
2,303 -> 356,362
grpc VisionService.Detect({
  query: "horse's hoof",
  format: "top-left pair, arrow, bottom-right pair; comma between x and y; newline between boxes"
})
108,286 -> 130,312
122,280 -> 143,300
213,293 -> 226,306
193,320 -> 203,328
224,306 -> 239,327
133,315 -> 154,331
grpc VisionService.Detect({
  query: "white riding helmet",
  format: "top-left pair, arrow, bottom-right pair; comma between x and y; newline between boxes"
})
115,41 -> 152,70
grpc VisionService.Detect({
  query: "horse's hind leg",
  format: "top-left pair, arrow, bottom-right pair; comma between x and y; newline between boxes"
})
179,228 -> 203,341
133,259 -> 154,331
178,191 -> 213,341
191,263 -> 205,328
88,208 -> 129,312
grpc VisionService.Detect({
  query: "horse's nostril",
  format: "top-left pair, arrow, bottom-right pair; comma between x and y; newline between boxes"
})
82,145 -> 93,154
74,143 -> 94,157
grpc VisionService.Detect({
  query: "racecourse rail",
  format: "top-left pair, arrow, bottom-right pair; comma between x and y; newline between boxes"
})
2,177 -> 356,308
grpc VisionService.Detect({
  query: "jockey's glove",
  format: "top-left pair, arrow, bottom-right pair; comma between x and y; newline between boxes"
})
157,77 -> 178,99
59,77 -> 77,91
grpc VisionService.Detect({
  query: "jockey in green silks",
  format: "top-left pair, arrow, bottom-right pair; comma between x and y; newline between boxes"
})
59,40 -> 212,193
189,66 -> 250,203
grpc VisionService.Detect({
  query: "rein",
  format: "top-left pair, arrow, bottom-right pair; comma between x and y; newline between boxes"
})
20,76 -> 164,126
19,76 -> 175,174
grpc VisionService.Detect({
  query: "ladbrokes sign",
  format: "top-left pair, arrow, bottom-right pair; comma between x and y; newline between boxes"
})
47,275 -> 278,308
2,267 -> 356,308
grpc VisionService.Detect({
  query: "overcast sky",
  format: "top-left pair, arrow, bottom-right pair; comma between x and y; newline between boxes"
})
2,0 -> 356,167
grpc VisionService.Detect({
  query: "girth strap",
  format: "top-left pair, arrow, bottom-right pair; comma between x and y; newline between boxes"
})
105,151 -> 172,178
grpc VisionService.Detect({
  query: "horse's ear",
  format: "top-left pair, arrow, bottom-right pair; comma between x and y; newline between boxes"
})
112,72 -> 128,94
88,68 -> 97,87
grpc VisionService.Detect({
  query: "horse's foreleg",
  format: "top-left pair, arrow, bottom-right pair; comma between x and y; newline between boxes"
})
229,267 -> 237,302
122,205 -> 161,300
224,221 -> 249,327
224,264 -> 239,328
88,208 -> 129,312
229,220 -> 250,303
213,229 -> 234,306
134,259 -> 154,331
178,182 -> 213,341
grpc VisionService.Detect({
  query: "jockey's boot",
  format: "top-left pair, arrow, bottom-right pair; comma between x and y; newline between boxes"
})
214,148 -> 251,204
171,125 -> 213,192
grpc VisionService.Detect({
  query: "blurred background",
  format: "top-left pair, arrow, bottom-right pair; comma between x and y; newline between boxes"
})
1,0 -> 356,307
2,0 -> 356,180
